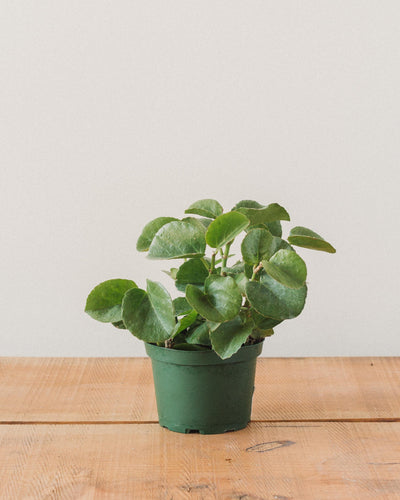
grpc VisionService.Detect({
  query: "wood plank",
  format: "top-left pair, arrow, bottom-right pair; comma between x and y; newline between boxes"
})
1,422 -> 399,499
1,357 -> 399,422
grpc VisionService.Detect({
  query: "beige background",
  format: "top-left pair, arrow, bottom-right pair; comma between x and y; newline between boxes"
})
1,1 -> 399,356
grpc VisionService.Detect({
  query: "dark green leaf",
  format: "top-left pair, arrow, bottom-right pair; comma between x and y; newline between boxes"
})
85,279 -> 137,323
185,322 -> 211,346
112,320 -> 127,330
210,317 -> 253,359
241,228 -> 275,265
148,220 -> 206,259
175,258 -> 209,288
262,249 -> 307,289
136,217 -> 178,252
251,310 -> 282,330
185,199 -> 223,219
171,310 -> 198,338
173,297 -> 193,316
236,203 -> 290,226
265,220 -> 282,237
206,211 -> 249,248
245,273 -> 307,320
185,275 -> 242,322
288,226 -> 336,253
122,280 -> 175,342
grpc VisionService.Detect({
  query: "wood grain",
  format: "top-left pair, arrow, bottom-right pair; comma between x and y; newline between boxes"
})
1,357 -> 399,422
1,422 -> 399,499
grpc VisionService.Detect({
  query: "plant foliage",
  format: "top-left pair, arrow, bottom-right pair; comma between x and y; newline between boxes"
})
85,200 -> 336,359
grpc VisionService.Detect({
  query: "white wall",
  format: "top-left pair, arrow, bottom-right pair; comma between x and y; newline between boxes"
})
1,1 -> 399,357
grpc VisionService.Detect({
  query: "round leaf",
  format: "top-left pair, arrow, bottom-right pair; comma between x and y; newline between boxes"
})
173,297 -> 193,316
241,228 -> 275,265
175,258 -> 209,288
288,226 -> 336,253
85,279 -> 137,323
185,199 -> 223,219
136,217 -> 178,252
148,220 -> 206,259
206,211 -> 249,248
245,273 -> 307,320
122,280 -> 175,342
185,275 -> 242,322
262,249 -> 307,289
236,203 -> 290,226
210,317 -> 253,359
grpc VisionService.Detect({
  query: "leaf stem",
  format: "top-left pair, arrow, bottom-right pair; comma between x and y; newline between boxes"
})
209,252 -> 217,274
221,241 -> 233,275
251,262 -> 264,281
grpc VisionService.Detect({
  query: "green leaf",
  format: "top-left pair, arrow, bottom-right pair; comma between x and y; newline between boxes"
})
246,273 -> 307,320
241,228 -> 275,265
251,310 -> 282,330
210,317 -> 253,359
85,279 -> 137,323
122,280 -> 175,342
163,268 -> 179,279
206,211 -> 249,248
185,275 -> 242,322
233,272 -> 249,295
175,258 -> 209,289
173,297 -> 193,316
171,310 -> 198,338
136,217 -> 178,252
185,322 -> 211,346
112,320 -> 127,330
288,226 -> 336,253
270,236 -> 294,256
148,220 -> 206,259
233,200 -> 264,210
185,199 -> 223,219
265,220 -> 282,237
251,328 -> 274,339
262,249 -> 307,289
236,203 -> 290,226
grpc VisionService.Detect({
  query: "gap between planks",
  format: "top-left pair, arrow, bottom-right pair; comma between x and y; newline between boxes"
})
2,418 -> 400,425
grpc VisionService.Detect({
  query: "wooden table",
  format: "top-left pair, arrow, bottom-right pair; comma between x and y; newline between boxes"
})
1,357 -> 399,499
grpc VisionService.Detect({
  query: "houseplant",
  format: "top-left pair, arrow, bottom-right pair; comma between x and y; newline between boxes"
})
85,199 -> 335,434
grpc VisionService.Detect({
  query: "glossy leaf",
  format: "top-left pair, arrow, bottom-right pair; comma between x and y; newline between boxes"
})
185,322 -> 211,346
175,258 -> 209,288
262,249 -> 307,289
148,220 -> 206,259
185,199 -> 223,219
171,309 -> 198,338
173,297 -> 193,316
185,275 -> 242,322
270,236 -> 294,256
206,211 -> 249,248
236,203 -> 290,226
112,320 -> 127,329
210,317 -> 253,359
251,310 -> 282,330
122,280 -> 175,342
85,279 -> 137,323
136,217 -> 177,252
241,228 -> 275,265
288,226 -> 336,253
246,273 -> 307,320
233,200 -> 264,210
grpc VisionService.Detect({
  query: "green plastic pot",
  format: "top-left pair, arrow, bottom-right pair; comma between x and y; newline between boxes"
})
145,341 -> 263,434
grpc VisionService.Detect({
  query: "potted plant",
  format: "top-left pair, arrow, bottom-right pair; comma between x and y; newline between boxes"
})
85,199 -> 335,434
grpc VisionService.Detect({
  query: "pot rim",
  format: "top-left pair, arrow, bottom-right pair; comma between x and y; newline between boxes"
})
145,340 -> 264,366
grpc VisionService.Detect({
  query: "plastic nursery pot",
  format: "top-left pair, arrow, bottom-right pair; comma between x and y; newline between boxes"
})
145,341 -> 263,435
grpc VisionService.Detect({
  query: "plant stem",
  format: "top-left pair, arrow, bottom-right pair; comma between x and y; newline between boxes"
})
221,241 -> 233,275
251,262 -> 264,281
209,252 -> 217,274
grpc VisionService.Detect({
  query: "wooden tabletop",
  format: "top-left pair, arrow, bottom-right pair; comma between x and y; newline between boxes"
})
1,357 -> 399,499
